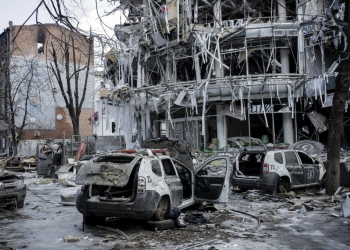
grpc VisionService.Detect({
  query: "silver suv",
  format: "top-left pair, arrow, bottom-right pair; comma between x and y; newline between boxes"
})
75,150 -> 230,224
230,146 -> 326,194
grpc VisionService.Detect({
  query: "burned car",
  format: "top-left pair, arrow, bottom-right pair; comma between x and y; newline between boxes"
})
75,149 -> 230,224
0,169 -> 26,209
230,145 -> 326,194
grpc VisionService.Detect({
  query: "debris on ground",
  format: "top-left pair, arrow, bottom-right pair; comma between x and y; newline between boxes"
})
63,235 -> 79,242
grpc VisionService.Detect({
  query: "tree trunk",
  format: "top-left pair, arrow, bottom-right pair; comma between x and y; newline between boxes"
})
326,60 -> 350,195
325,0 -> 350,195
10,128 -> 17,156
72,118 -> 81,142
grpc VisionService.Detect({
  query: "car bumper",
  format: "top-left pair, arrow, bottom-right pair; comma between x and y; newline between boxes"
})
231,173 -> 279,191
76,189 -> 161,219
0,186 -> 26,206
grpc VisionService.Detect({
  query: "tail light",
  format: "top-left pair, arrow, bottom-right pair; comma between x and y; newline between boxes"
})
81,185 -> 87,191
263,163 -> 269,174
137,177 -> 146,193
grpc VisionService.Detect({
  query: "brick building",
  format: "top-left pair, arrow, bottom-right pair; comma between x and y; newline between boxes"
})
0,22 -> 94,153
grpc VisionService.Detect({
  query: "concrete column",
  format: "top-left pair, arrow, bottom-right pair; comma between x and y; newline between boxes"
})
278,0 -> 287,21
281,48 -> 293,144
141,113 -> 151,140
213,0 -> 226,148
213,0 -> 222,28
277,0 -> 293,144
283,113 -> 293,144
216,104 -> 226,149
165,112 -> 170,138
280,49 -> 290,74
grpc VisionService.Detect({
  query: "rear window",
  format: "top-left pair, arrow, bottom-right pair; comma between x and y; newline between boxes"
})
94,156 -> 134,163
284,151 -> 299,165
151,160 -> 162,177
161,159 -> 176,176
297,152 -> 314,164
274,152 -> 283,164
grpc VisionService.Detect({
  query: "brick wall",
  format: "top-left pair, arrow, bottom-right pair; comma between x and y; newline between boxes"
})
22,107 -> 92,140
9,23 -> 93,65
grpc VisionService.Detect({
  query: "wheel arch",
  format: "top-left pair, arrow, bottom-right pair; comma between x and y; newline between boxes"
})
279,175 -> 292,190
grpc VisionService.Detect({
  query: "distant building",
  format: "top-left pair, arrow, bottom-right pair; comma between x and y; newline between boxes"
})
0,22 -> 94,153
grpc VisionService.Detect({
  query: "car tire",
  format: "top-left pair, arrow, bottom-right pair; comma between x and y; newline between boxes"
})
17,201 -> 24,208
266,185 -> 277,196
84,215 -> 106,226
147,219 -> 175,231
238,187 -> 248,192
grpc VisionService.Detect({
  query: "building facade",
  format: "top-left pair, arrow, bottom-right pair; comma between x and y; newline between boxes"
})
96,0 -> 347,149
0,22 -> 94,153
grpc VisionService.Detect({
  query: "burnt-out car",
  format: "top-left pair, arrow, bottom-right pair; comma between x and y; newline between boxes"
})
0,169 -> 26,209
75,150 -> 230,224
230,146 -> 326,194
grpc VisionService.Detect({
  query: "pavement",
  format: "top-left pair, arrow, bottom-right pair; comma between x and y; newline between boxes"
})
1,175 -> 350,250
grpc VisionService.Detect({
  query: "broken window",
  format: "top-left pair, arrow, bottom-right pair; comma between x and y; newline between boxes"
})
161,159 -> 176,176
285,152 -> 299,165
151,160 -> 162,177
297,152 -> 314,164
112,122 -> 115,133
274,153 -> 283,164
37,43 -> 44,54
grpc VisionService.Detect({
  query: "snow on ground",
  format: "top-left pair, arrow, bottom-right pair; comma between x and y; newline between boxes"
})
0,175 -> 349,250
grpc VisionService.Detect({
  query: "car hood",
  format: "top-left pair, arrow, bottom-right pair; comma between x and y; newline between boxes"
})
290,140 -> 324,156
75,157 -> 140,186
0,169 -> 21,178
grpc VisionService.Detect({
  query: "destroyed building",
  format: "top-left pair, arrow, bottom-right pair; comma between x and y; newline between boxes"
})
95,0 -> 348,150
0,22 -> 94,154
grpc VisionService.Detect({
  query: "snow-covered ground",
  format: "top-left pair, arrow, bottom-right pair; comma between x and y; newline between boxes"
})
1,174 -> 349,250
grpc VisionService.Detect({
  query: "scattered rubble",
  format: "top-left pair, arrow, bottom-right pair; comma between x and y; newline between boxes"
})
63,235 -> 79,243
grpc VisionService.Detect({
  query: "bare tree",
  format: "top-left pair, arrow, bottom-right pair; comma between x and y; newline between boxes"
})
0,40 -> 36,155
47,30 -> 93,141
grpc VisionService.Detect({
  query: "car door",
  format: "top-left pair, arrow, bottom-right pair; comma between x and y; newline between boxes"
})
284,151 -> 303,186
194,156 -> 230,203
160,158 -> 183,207
296,151 -> 320,185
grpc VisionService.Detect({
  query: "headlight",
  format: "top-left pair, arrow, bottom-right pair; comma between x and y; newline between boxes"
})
0,181 -> 3,189
17,179 -> 25,188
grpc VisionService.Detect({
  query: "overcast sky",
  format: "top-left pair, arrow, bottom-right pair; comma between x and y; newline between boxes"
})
0,0 -> 121,36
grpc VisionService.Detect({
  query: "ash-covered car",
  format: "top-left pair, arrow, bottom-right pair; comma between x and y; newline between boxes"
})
0,169 -> 26,209
75,149 -> 230,224
230,140 -> 326,194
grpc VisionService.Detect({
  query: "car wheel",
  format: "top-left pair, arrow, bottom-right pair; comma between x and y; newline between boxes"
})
318,173 -> 327,189
84,215 -> 106,226
266,185 -> 277,196
155,197 -> 170,221
278,178 -> 291,193
47,166 -> 55,178
155,208 -> 165,221
17,201 -> 24,208
147,219 -> 175,231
